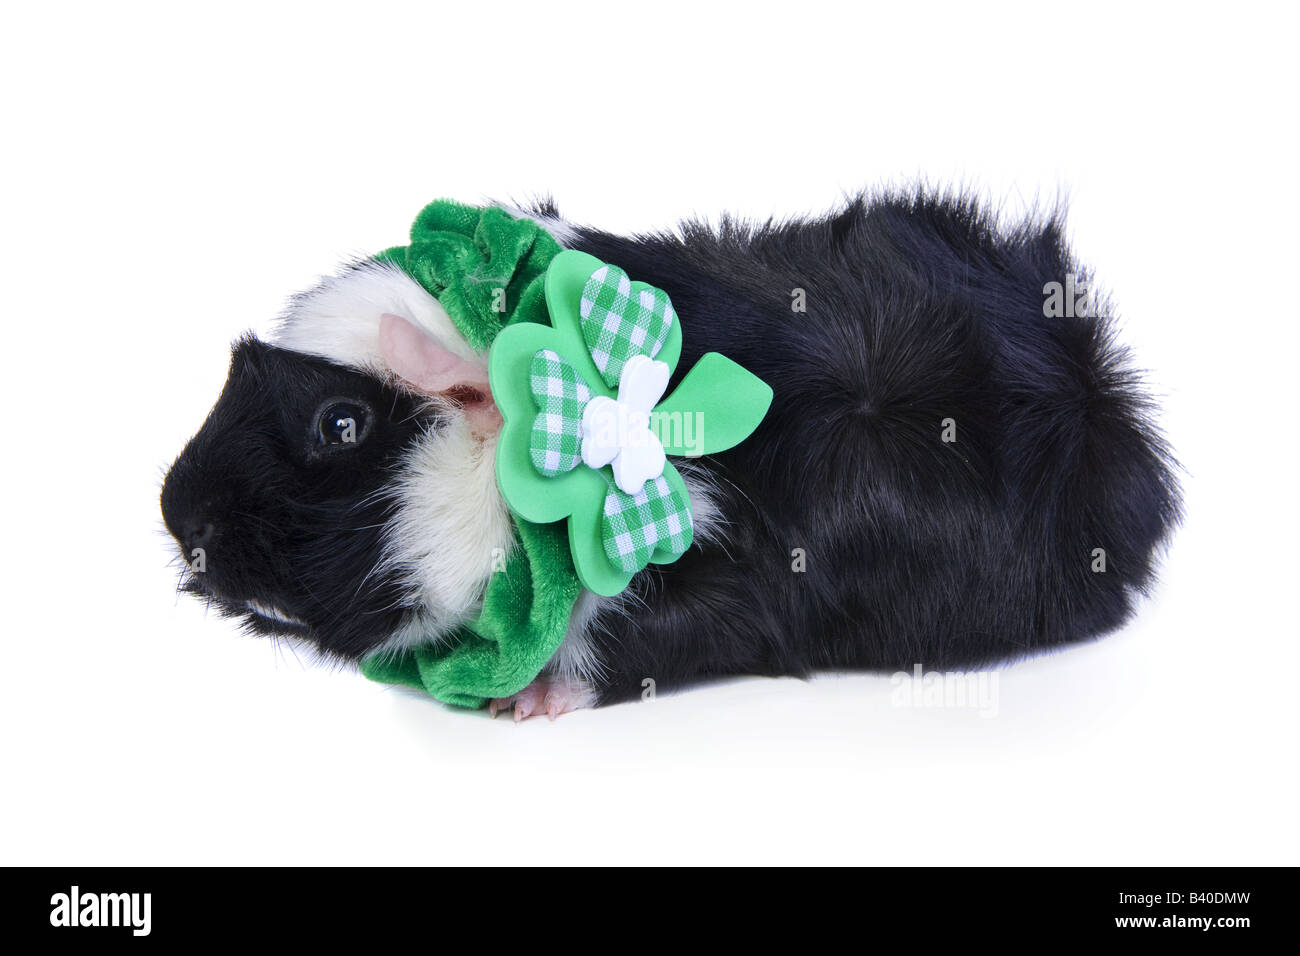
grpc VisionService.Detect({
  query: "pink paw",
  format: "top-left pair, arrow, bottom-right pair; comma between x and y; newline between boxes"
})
489,678 -> 594,722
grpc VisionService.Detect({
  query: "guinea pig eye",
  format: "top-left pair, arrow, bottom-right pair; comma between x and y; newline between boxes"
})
316,401 -> 370,446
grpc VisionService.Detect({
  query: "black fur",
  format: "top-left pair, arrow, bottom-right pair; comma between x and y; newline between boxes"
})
161,335 -> 434,657
161,190 -> 1180,706
565,191 -> 1181,703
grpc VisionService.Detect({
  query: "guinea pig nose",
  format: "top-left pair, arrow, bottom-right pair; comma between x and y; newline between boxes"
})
181,518 -> 216,551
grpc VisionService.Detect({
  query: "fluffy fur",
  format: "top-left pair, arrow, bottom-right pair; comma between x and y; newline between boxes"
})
374,423 -> 514,648
161,189 -> 1181,708
274,258 -> 481,374
562,191 -> 1181,703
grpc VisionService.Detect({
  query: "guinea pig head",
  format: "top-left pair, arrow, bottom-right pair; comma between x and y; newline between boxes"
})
160,261 -> 514,660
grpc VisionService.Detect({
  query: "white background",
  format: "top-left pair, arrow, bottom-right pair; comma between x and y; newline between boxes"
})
2,2 -> 1296,865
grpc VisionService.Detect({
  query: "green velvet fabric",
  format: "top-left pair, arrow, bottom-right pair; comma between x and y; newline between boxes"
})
360,200 -> 580,708
359,517 -> 581,708
375,199 -> 562,350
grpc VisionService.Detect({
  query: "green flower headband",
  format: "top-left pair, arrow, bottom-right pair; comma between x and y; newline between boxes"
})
360,201 -> 771,707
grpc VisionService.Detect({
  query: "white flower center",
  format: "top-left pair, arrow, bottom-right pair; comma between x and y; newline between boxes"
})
581,354 -> 671,495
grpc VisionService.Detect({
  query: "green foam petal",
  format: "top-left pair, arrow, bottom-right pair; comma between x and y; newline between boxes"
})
653,353 -> 774,458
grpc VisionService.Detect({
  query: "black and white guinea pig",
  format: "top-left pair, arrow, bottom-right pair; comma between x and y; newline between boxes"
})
160,191 -> 1181,718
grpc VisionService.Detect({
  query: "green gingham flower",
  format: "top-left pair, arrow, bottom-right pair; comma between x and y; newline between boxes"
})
525,347 -> 692,573
601,475 -> 693,573
492,250 -> 773,597
528,349 -> 591,476
579,263 -> 675,388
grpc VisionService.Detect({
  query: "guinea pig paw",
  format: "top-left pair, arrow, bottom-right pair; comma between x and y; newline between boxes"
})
489,679 -> 594,723
542,680 -> 596,721
489,682 -> 548,723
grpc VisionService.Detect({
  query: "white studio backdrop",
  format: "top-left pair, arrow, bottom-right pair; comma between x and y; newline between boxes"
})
0,1 -> 1296,865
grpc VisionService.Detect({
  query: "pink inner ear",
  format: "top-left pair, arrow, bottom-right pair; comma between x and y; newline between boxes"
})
379,313 -> 501,436
379,313 -> 489,393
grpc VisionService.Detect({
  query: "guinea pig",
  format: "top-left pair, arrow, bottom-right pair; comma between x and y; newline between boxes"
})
160,190 -> 1181,719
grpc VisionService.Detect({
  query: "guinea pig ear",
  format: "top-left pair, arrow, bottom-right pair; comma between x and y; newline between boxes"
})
379,313 -> 501,436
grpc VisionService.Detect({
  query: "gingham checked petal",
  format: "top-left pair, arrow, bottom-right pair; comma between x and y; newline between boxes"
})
579,264 -> 675,389
601,475 -> 694,573
528,349 -> 592,477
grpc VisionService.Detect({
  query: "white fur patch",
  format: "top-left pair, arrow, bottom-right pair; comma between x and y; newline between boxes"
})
273,258 -> 482,376
376,420 -> 516,647
675,461 -> 726,547
245,599 -> 308,627
544,589 -> 614,685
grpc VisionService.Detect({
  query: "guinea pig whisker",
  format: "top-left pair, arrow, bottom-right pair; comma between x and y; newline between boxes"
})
270,632 -> 302,670
342,559 -> 389,608
336,521 -> 389,533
